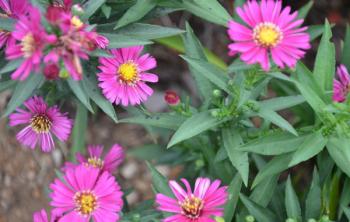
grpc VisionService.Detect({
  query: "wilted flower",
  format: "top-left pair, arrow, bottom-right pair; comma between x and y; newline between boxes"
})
156,177 -> 228,221
50,165 -> 123,222
9,96 -> 72,152
6,6 -> 56,80
33,209 -> 60,222
65,144 -> 125,173
165,90 -> 180,106
0,0 -> 28,48
97,46 -> 158,106
333,64 -> 350,102
227,0 -> 310,71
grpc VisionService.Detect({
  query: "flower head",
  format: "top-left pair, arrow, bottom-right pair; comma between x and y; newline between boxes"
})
333,64 -> 350,102
156,178 -> 228,221
165,90 -> 180,106
227,0 -> 311,71
97,46 -> 158,106
0,0 -> 28,48
66,144 -> 125,173
33,209 -> 60,222
50,165 -> 123,222
6,6 -> 56,80
9,96 -> 72,152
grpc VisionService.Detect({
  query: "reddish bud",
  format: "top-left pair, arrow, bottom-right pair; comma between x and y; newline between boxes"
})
44,63 -> 60,80
164,90 -> 180,106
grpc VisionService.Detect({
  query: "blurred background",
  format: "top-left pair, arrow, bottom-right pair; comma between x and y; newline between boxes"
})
1,0 -> 350,221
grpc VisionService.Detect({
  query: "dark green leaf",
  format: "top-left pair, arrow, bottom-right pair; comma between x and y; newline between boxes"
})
250,175 -> 278,207
103,33 -> 152,48
114,0 -> 156,29
167,111 -> 229,148
0,80 -> 16,92
2,74 -> 44,117
82,0 -> 106,20
327,138 -> 350,177
101,4 -> 112,19
0,59 -> 24,75
222,127 -> 249,186
120,113 -> 185,130
67,78 -> 93,112
70,102 -> 88,160
285,176 -> 302,221
0,17 -> 15,31
297,1 -> 313,19
240,194 -> 278,222
308,24 -> 331,41
259,95 -> 305,111
342,25 -> 350,70
305,168 -> 321,220
146,162 -> 173,197
224,174 -> 243,221
313,20 -> 335,93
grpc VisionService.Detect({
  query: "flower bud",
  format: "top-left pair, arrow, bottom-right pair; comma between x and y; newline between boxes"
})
164,90 -> 180,106
213,89 -> 222,98
59,69 -> 70,79
307,219 -> 317,222
245,215 -> 255,222
44,63 -> 60,80
286,218 -> 297,222
211,110 -> 220,118
320,215 -> 330,222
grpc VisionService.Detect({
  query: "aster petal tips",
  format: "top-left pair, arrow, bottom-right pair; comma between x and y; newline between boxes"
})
227,0 -> 311,71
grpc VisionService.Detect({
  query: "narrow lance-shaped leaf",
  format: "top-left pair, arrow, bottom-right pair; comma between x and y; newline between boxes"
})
240,194 -> 278,222
70,102 -> 88,161
2,74 -> 44,117
146,162 -> 173,197
258,95 -> 305,111
114,0 -> 156,29
120,113 -> 185,130
250,175 -> 278,207
305,168 -> 321,220
67,78 -> 94,113
341,24 -> 350,70
224,174 -> 243,221
285,176 -> 302,221
103,33 -> 152,49
167,110 -> 229,148
82,0 -> 106,20
222,127 -> 249,186
327,138 -> 350,178
313,20 -> 335,93
297,1 -> 314,19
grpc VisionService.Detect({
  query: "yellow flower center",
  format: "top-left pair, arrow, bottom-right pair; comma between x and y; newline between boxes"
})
74,191 -> 97,215
21,33 -> 36,58
253,22 -> 282,48
71,16 -> 84,29
86,157 -> 104,169
118,61 -> 139,85
181,195 -> 204,219
30,114 -> 52,133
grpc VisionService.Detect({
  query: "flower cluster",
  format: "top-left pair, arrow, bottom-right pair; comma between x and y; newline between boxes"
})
33,144 -> 125,222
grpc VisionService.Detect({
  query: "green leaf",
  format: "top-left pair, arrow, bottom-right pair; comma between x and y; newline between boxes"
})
70,102 -> 88,160
182,0 -> 231,27
2,74 -> 44,117
285,176 -> 302,221
250,175 -> 278,207
120,113 -> 185,130
146,162 -> 173,197
183,23 -> 213,106
313,20 -> 335,93
240,194 -> 278,222
288,131 -> 327,167
0,59 -> 24,75
103,33 -> 152,48
308,24 -> 333,41
339,178 -> 350,218
343,207 -> 350,220
252,153 -> 293,188
0,17 -> 15,31
167,110 -> 228,148
239,132 -> 306,155
101,4 -> 112,19
181,56 -> 230,93
305,168 -> 321,220
224,174 -> 243,221
82,74 -> 117,122
259,95 -> 305,111
82,0 -> 106,20
327,138 -> 350,178
30,0 -> 47,13
67,78 -> 93,113
341,24 -> 350,70
222,127 -> 249,186
297,1 -> 314,19
256,108 -> 298,136
100,23 -> 184,40
114,0 -> 156,29
0,80 -> 16,92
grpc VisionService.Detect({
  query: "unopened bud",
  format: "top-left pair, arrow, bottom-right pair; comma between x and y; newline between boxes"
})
211,110 -> 220,118
59,69 -> 69,79
44,63 -> 60,80
307,219 -> 317,222
213,89 -> 222,98
164,90 -> 180,106
286,218 -> 297,222
320,215 -> 330,222
245,215 -> 255,222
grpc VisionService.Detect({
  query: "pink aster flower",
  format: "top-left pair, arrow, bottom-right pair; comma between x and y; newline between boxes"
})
65,144 -> 125,173
6,6 -> 56,80
33,209 -> 61,222
9,96 -> 72,152
0,0 -> 28,48
227,0 -> 311,71
97,46 -> 158,106
50,165 -> 123,222
333,64 -> 350,102
156,177 -> 228,222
